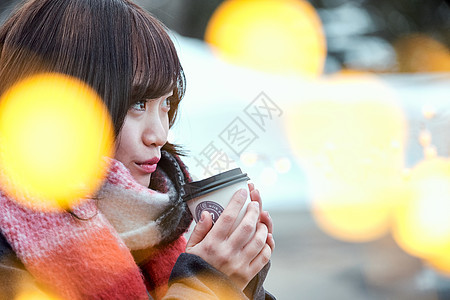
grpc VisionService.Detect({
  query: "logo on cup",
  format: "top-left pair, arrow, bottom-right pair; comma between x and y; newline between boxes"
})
195,201 -> 224,223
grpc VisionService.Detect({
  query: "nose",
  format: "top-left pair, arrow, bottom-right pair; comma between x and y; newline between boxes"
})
142,113 -> 168,148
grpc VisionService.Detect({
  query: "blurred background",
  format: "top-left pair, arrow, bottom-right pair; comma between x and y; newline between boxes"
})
2,0 -> 450,299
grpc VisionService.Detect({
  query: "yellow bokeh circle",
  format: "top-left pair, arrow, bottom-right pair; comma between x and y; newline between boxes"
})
312,182 -> 408,242
0,73 -> 114,211
283,77 -> 408,242
205,0 -> 326,76
394,33 -> 450,73
393,158 -> 450,262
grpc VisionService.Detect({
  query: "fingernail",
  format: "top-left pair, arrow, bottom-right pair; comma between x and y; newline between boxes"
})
240,188 -> 248,198
251,201 -> 259,208
199,212 -> 205,223
266,211 -> 271,219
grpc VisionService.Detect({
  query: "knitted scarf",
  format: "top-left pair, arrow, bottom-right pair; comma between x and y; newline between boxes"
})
0,150 -> 193,299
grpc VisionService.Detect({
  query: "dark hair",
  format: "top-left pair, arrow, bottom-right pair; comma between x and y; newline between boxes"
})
0,0 -> 185,155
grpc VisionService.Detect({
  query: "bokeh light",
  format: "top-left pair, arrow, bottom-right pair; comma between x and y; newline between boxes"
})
419,129 -> 432,147
0,73 -> 114,211
394,34 -> 450,73
422,104 -> 436,120
284,77 -> 408,242
274,157 -> 292,174
424,145 -> 438,160
312,183 -> 407,242
240,152 -> 259,166
205,0 -> 326,76
393,158 -> 450,267
14,289 -> 60,300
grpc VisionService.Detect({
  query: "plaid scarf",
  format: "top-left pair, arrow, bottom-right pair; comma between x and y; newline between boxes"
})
0,151 -> 192,299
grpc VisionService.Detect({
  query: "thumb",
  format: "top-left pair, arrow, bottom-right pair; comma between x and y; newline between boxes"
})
186,211 -> 213,250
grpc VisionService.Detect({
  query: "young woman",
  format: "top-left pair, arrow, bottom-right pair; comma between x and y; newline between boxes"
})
0,0 -> 275,299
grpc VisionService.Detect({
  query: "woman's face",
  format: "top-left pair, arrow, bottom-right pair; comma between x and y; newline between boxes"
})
114,92 -> 172,187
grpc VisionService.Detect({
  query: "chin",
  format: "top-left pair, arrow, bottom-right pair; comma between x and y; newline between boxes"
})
136,175 -> 151,187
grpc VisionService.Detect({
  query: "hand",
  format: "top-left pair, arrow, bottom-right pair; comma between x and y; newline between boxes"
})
248,183 -> 275,252
186,188 -> 272,290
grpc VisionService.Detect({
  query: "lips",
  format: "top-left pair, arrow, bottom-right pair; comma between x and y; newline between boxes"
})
142,157 -> 160,165
136,157 -> 160,174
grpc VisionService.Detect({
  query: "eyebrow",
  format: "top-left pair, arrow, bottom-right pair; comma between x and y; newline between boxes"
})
147,91 -> 173,102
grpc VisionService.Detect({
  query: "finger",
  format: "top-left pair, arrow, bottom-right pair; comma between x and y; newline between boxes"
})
259,211 -> 273,234
266,233 -> 275,251
211,188 -> 248,238
229,201 -> 260,247
249,243 -> 272,276
250,189 -> 262,213
248,182 -> 255,193
242,223 -> 268,261
186,211 -> 213,250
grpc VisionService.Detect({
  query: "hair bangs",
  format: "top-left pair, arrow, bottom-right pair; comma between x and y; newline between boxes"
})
129,9 -> 185,106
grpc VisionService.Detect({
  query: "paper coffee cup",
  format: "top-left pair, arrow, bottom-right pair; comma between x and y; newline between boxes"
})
182,168 -> 251,231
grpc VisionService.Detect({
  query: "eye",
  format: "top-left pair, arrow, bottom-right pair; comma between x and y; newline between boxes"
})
131,100 -> 147,111
161,98 -> 171,112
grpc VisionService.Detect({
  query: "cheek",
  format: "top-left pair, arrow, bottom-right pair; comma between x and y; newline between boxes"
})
114,135 -> 127,162
164,120 -> 170,136
114,120 -> 134,161
162,114 -> 170,137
